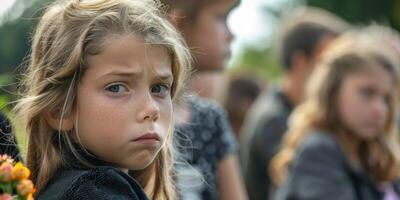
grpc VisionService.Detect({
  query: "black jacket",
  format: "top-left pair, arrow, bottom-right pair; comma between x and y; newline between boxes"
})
37,140 -> 149,200
276,131 -> 400,200
244,88 -> 293,200
37,166 -> 149,200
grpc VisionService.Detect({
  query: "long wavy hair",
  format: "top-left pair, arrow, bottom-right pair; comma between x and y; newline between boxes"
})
270,30 -> 400,185
13,0 -> 191,199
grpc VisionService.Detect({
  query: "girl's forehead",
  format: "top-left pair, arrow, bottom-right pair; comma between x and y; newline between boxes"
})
341,65 -> 394,90
90,34 -> 170,61
84,35 -> 173,78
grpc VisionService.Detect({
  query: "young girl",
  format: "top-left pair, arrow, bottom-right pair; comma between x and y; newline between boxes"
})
160,0 -> 248,200
14,0 -> 191,199
270,29 -> 400,200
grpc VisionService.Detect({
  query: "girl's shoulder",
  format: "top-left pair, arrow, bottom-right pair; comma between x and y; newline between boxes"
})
294,130 -> 346,164
37,166 -> 148,200
301,131 -> 340,150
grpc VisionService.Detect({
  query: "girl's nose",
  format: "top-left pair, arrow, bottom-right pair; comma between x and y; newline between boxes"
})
137,94 -> 160,122
225,25 -> 234,43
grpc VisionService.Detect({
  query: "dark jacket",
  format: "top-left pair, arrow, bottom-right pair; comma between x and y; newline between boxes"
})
37,140 -> 149,200
243,88 -> 293,200
38,166 -> 148,200
0,112 -> 22,161
276,131 -> 400,200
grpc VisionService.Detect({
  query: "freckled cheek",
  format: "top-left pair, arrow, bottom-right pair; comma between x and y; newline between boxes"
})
77,91 -> 131,132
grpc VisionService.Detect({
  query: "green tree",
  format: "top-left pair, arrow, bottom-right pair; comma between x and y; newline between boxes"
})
0,0 -> 51,74
307,0 -> 400,30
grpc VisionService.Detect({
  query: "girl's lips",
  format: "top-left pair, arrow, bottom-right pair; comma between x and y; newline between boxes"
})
133,133 -> 160,141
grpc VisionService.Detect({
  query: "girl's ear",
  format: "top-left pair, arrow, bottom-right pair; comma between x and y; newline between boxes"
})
44,109 -> 74,131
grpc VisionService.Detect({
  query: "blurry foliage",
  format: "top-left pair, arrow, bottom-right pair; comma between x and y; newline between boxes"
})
307,0 -> 399,30
230,46 -> 282,82
0,0 -> 50,115
0,73 -> 13,114
0,0 -> 50,74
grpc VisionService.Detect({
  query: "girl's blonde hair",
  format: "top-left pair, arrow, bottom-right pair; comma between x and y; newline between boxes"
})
14,0 -> 191,199
270,28 -> 400,184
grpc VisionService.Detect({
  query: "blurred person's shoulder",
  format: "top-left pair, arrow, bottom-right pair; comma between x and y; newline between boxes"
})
242,85 -> 293,138
259,86 -> 293,122
239,86 -> 293,167
186,94 -> 238,155
302,131 -> 338,147
187,94 -> 227,118
295,130 -> 346,162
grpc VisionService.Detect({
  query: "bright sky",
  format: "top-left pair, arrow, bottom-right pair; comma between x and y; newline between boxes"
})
0,0 -> 16,16
227,0 -> 294,64
228,0 -> 285,45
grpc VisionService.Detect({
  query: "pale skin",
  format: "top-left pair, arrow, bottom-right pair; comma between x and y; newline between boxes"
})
57,34 -> 175,173
338,65 -> 393,140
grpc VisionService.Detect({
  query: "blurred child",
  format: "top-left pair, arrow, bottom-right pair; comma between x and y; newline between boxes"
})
160,0 -> 248,199
271,28 -> 400,200
14,0 -> 190,199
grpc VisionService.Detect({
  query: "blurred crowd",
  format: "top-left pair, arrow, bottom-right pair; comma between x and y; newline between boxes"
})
2,0 -> 400,199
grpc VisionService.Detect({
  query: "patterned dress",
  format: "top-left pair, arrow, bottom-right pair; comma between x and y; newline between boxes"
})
175,95 -> 237,200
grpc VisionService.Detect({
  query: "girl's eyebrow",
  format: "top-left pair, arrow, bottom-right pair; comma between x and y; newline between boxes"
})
156,73 -> 173,82
99,69 -> 142,79
97,69 -> 173,82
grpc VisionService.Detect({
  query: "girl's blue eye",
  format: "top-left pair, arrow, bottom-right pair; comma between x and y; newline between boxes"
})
151,84 -> 170,97
106,84 -> 128,93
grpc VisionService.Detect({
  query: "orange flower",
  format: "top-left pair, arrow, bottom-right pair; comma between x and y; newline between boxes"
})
12,162 -> 30,180
17,179 -> 35,197
0,162 -> 13,182
0,194 -> 12,200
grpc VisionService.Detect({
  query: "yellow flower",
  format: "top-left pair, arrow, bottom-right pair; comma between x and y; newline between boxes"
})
0,162 -> 13,182
26,193 -> 34,200
12,162 -> 30,180
17,179 -> 35,196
